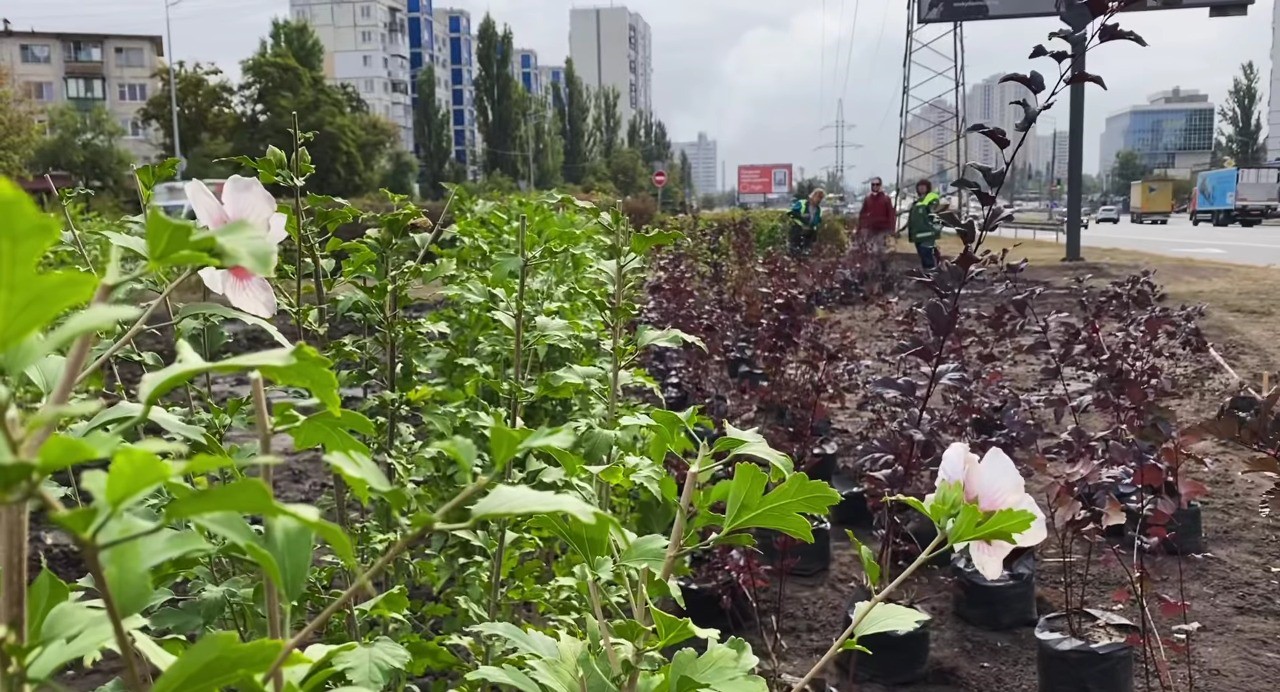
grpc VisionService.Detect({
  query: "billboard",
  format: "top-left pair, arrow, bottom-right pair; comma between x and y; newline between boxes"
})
738,164 -> 793,195
918,0 -> 1253,23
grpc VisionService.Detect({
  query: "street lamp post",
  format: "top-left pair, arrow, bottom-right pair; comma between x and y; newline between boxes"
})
164,0 -> 183,179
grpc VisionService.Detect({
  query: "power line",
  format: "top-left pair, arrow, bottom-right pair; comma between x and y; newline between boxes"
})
839,0 -> 861,99
818,0 -> 827,126
831,0 -> 845,99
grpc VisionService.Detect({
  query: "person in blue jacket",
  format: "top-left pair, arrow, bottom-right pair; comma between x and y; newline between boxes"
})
787,188 -> 826,257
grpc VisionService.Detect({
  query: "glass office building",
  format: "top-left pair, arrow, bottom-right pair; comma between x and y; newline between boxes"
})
1099,87 -> 1214,177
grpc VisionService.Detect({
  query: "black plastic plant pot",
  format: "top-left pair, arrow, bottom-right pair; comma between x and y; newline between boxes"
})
838,594 -> 932,685
829,472 -> 873,527
1035,610 -> 1138,692
904,515 -> 953,567
757,520 -> 831,578
675,579 -> 753,632
952,549 -> 1038,630
805,440 -> 839,483
1164,502 -> 1205,555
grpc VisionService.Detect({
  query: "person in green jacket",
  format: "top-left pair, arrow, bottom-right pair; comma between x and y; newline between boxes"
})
906,179 -> 941,270
787,188 -> 826,257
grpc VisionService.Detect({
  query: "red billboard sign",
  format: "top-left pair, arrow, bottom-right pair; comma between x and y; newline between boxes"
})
738,164 -> 793,195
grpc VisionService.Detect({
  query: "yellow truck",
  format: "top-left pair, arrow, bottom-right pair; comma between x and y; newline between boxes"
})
1128,179 -> 1174,225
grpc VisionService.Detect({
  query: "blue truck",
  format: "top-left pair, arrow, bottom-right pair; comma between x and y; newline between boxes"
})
1189,167 -> 1280,227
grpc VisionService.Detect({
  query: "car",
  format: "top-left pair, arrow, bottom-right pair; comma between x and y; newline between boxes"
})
1095,205 -> 1120,223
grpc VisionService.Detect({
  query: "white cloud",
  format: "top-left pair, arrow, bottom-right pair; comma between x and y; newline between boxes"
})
7,0 -> 1275,181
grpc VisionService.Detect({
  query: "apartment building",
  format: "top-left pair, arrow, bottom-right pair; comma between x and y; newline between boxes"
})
291,0 -> 415,152
539,64 -> 565,97
406,1 -> 450,130
569,6 -> 652,127
513,48 -> 540,97
964,73 -> 1041,172
434,7 -> 479,171
0,29 -> 163,161
673,132 -> 718,195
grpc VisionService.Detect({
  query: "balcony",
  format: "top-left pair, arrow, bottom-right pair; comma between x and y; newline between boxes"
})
64,60 -> 104,76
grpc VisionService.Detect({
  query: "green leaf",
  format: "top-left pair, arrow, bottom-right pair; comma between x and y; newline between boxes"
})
264,515 -> 314,604
713,423 -> 793,477
144,208 -> 218,268
151,631 -> 282,692
331,637 -> 411,689
636,325 -> 706,351
26,567 -> 70,643
471,622 -> 559,659
209,220 -> 279,277
26,602 -> 137,680
536,515 -> 611,566
951,506 -> 1036,546
651,606 -> 719,650
469,485 -> 608,525
167,479 -> 277,518
928,480 -> 965,525
191,513 -> 283,591
890,495 -> 933,523
139,341 -> 339,413
466,666 -> 541,692
323,450 -> 392,503
38,432 -> 118,474
0,178 -> 98,354
845,530 -> 881,588
631,228 -> 683,255
849,601 -> 930,639
23,354 -> 65,396
665,637 -> 766,692
518,426 -> 577,453
618,534 -> 668,572
105,446 -> 174,508
488,422 -> 528,472
432,436 -> 479,479
135,158 -> 181,203
290,410 -> 374,456
719,463 -> 839,541
4,304 -> 141,374
177,302 -> 291,347
81,401 -> 206,442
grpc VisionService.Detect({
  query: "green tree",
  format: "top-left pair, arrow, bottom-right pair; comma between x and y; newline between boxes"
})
238,19 -> 397,197
607,148 -> 649,197
474,15 -> 520,178
0,67 -> 40,178
30,104 -> 133,194
380,149 -> 419,195
137,62 -> 238,179
592,87 -> 622,160
628,111 -> 672,165
560,59 -> 592,184
521,94 -> 563,189
1109,149 -> 1149,196
414,65 -> 453,198
1217,60 -> 1266,166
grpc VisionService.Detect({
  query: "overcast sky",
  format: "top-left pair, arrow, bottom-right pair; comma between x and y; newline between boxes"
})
6,0 -> 1275,182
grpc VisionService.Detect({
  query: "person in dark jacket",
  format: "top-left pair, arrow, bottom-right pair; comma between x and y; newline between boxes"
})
906,179 -> 942,270
787,188 -> 825,257
857,177 -> 896,252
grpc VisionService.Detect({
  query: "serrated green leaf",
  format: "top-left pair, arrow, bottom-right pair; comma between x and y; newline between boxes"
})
952,506 -> 1036,546
636,325 -> 706,351
713,423 -> 792,477
665,637 -> 766,692
466,666 -> 541,692
720,464 -> 839,541
139,341 -> 339,413
177,302 -> 291,347
323,450 -> 391,503
150,631 -> 282,692
290,410 -> 375,456
472,622 -> 560,659
619,534 -> 668,571
332,637 -> 411,689
105,446 -> 173,508
651,606 -> 719,650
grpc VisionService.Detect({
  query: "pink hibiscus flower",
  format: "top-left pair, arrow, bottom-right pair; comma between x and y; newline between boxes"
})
187,175 -> 287,318
934,442 -> 1047,580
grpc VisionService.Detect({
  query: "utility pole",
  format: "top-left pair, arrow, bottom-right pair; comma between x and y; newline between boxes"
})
816,98 -> 860,193
1047,129 -> 1058,221
164,0 -> 183,179
1065,34 -> 1086,262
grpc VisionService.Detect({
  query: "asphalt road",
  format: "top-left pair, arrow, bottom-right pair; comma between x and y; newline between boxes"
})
996,214 -> 1280,266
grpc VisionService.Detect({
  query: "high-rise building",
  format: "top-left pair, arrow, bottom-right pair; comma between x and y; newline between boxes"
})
513,48 -> 541,96
0,29 -> 164,162
291,0 -> 414,152
902,99 -> 960,187
674,132 -> 718,195
1032,130 -> 1069,182
569,6 -> 652,127
539,65 -> 565,96
407,0 -> 450,128
434,7 -> 479,171
1269,0 -> 1280,158
964,73 -> 1040,172
1099,87 -> 1214,178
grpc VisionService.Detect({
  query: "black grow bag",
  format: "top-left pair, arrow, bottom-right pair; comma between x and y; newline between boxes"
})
1164,502 -> 1204,555
830,472 -> 872,527
838,591 -> 931,685
675,579 -> 754,632
757,520 -> 831,578
1036,609 -> 1138,692
952,549 -> 1038,630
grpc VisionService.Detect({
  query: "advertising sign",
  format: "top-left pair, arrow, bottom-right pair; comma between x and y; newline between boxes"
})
918,0 -> 1252,23
738,164 -> 793,196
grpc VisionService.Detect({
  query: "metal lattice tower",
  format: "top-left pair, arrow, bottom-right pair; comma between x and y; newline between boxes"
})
894,0 -> 967,206
816,98 -> 861,194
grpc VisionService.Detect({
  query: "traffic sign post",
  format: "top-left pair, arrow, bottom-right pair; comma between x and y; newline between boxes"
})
653,169 -> 667,211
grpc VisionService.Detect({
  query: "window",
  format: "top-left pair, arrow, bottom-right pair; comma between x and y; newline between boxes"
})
20,44 -> 51,64
382,80 -> 389,93
114,46 -> 146,68
363,79 -> 374,93
63,40 -> 103,63
449,15 -> 460,32
520,54 -> 531,69
450,37 -> 462,64
383,56 -> 389,68
453,110 -> 464,127
363,55 -> 372,67
452,88 -> 463,106
361,4 -> 372,19
117,82 -> 148,102
450,67 -> 462,84
120,118 -> 145,139
64,76 -> 107,99
23,81 -> 55,101
361,30 -> 374,44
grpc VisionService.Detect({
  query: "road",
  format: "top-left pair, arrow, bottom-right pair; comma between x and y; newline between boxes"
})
996,215 -> 1280,266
